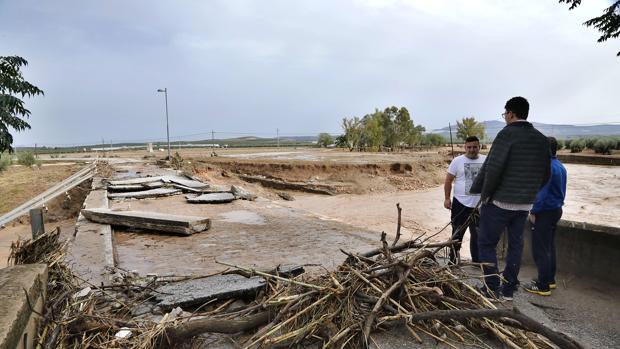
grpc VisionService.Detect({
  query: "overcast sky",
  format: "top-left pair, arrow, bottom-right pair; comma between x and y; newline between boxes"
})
1,0 -> 618,146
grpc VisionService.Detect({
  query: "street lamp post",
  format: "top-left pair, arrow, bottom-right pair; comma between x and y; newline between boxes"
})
157,88 -> 171,160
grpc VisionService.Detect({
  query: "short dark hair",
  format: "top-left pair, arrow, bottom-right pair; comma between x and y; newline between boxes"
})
465,136 -> 479,143
548,137 -> 558,156
505,96 -> 529,120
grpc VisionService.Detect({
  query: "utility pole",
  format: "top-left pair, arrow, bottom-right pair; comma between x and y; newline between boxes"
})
211,130 -> 215,149
448,123 -> 454,158
34,143 -> 37,158
277,128 -> 280,148
157,88 -> 171,160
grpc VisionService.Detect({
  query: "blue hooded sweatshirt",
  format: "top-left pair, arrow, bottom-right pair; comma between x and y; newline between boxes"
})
531,157 -> 567,214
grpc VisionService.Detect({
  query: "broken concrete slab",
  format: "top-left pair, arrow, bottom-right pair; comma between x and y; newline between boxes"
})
108,176 -> 165,186
272,265 -> 304,277
107,182 -> 164,192
231,185 -> 257,201
163,176 -> 210,190
186,192 -> 236,204
153,274 -> 266,310
81,208 -> 210,235
107,188 -> 181,200
67,187 -> 116,286
201,184 -> 233,193
170,183 -> 210,193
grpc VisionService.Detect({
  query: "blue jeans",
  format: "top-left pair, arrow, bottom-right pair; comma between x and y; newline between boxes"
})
478,203 -> 528,292
531,208 -> 562,289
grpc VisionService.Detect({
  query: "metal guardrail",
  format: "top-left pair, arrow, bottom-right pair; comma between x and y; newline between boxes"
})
0,162 -> 97,228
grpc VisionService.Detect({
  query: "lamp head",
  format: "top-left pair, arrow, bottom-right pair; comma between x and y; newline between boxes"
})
157,89 -> 166,92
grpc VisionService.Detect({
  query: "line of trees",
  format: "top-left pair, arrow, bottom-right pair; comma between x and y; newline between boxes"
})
563,137 -> 620,155
337,106 -> 439,151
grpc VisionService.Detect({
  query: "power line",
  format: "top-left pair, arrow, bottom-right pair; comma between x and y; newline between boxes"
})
15,120 -> 620,148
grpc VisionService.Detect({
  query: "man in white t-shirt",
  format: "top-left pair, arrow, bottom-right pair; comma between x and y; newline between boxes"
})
444,136 -> 486,264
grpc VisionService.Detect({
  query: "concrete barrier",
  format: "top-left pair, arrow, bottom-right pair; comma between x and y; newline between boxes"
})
556,154 -> 620,166
0,264 -> 48,349
521,220 -> 620,285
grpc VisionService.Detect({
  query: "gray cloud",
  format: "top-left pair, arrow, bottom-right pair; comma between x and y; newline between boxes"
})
1,0 -> 617,146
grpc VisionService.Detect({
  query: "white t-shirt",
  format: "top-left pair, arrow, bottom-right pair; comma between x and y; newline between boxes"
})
447,154 -> 487,208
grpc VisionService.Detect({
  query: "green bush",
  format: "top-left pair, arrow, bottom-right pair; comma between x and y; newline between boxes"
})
170,152 -> 184,170
17,152 -> 38,166
563,139 -> 572,149
584,138 -> 597,150
334,135 -> 348,148
570,139 -> 585,153
317,133 -> 334,148
593,139 -> 613,155
0,157 -> 11,172
556,139 -> 564,150
421,133 -> 446,146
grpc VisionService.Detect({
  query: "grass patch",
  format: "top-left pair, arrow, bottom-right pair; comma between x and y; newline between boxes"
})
0,164 -> 82,215
0,157 -> 11,172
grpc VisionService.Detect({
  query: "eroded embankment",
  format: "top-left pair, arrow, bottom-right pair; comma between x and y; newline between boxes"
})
4,179 -> 92,227
190,157 -> 448,194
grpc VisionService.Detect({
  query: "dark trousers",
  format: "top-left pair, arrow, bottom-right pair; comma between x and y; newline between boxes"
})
531,208 -> 562,289
478,203 -> 528,292
449,197 -> 479,263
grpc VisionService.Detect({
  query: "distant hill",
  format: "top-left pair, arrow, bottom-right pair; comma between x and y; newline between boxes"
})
431,121 -> 620,141
15,135 -> 320,152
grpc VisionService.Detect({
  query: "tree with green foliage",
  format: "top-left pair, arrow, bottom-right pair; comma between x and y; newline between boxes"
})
317,133 -> 333,147
379,106 -> 397,149
570,139 -> 585,153
422,133 -> 446,146
1,56 -> 44,154
456,117 -> 485,141
593,139 -> 614,154
340,106 -> 425,151
341,117 -> 363,151
560,0 -> 620,56
362,112 -> 384,151
584,137 -> 597,150
406,125 -> 426,146
393,107 -> 415,147
334,135 -> 348,148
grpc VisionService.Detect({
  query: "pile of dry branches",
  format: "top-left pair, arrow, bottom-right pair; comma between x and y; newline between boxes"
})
9,228 -> 166,349
10,226 -> 584,349
213,232 -> 582,349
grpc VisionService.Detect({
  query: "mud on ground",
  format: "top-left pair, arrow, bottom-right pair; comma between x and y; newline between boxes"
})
112,195 -> 379,276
